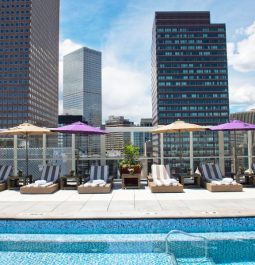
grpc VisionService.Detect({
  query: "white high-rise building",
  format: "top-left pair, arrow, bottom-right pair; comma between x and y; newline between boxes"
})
63,47 -> 102,156
63,47 -> 102,127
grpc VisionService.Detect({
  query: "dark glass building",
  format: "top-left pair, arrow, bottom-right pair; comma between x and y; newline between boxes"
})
151,11 -> 230,166
0,0 -> 60,128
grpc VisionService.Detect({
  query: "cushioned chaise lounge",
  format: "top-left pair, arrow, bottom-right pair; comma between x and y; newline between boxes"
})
199,163 -> 242,192
20,165 -> 61,194
148,164 -> 183,193
0,165 -> 12,192
78,165 -> 113,194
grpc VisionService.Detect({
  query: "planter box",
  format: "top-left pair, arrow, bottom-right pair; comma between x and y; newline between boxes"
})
119,165 -> 142,176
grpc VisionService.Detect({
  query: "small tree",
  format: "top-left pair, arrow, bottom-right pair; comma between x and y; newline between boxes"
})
119,144 -> 141,172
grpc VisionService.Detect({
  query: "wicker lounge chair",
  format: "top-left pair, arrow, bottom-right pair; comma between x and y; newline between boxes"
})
148,164 -> 183,193
199,163 -> 242,192
78,165 -> 113,194
20,165 -> 61,194
0,165 -> 12,192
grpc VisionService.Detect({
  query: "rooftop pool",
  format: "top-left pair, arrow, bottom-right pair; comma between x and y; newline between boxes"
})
0,217 -> 255,264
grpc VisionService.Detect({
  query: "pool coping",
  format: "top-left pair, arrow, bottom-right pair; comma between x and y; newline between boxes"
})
1,212 -> 255,220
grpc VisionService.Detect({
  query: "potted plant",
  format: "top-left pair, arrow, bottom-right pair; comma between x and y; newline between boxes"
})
119,144 -> 142,175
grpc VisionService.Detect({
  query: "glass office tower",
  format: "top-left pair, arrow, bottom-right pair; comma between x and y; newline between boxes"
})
0,0 -> 59,128
63,47 -> 102,127
151,12 -> 229,168
63,47 -> 102,156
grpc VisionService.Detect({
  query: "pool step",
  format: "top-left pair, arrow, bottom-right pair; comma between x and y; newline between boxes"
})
0,252 -> 176,265
176,257 -> 216,265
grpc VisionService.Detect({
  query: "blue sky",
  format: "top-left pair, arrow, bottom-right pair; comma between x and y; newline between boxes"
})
60,0 -> 255,123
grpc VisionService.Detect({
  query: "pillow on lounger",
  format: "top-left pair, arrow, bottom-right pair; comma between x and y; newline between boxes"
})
84,179 -> 106,187
221,178 -> 234,184
35,180 -> 47,185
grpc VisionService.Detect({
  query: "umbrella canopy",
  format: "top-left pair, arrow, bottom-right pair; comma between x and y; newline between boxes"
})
151,120 -> 209,172
51,121 -> 106,135
0,123 -> 52,136
151,119 -> 209,133
209,120 -> 255,131
0,123 -> 52,177
210,120 -> 255,174
51,122 -> 106,175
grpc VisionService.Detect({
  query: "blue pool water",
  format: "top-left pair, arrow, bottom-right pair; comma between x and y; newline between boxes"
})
0,218 -> 255,264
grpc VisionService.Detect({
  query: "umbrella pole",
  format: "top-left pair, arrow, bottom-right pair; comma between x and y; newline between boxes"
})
179,130 -> 182,174
26,132 -> 28,177
234,131 -> 237,174
77,134 -> 80,176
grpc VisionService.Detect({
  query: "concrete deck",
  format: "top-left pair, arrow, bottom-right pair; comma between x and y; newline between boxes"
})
1,185 -> 255,219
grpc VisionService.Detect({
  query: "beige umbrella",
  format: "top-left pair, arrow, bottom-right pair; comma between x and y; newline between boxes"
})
151,119 -> 209,134
0,123 -> 53,177
151,119 -> 209,170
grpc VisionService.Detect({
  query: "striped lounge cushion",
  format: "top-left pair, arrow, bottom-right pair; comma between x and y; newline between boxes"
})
0,165 -> 12,183
41,165 -> 61,183
200,163 -> 223,182
90,165 -> 109,182
151,164 -> 171,182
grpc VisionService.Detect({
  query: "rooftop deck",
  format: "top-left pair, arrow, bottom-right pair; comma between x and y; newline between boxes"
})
1,184 -> 255,219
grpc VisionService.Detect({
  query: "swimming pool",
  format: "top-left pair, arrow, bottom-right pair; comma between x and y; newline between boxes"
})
0,218 -> 255,264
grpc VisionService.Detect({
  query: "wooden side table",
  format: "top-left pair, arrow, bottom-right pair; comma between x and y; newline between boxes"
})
122,174 -> 140,189
236,173 -> 255,185
8,175 -> 32,190
179,174 -> 201,187
60,175 -> 83,190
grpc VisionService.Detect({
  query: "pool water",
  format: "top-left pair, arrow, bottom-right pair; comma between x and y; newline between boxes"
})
0,218 -> 255,264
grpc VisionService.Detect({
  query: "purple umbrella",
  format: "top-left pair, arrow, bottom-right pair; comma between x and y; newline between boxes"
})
210,120 -> 255,173
51,122 -> 107,174
51,121 -> 106,135
210,120 -> 255,131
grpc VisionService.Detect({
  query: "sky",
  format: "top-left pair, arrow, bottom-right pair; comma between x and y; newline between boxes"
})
59,0 -> 255,124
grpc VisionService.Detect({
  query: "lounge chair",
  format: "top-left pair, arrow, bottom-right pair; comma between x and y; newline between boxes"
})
199,163 -> 242,192
78,165 -> 113,194
20,165 -> 61,194
148,164 -> 183,193
0,165 -> 12,191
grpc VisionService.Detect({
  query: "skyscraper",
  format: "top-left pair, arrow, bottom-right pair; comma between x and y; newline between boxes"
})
63,47 -> 102,127
151,11 -> 229,162
0,0 -> 60,128
63,47 -> 102,156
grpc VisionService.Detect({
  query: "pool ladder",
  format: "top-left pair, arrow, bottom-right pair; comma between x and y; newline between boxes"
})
165,230 -> 214,264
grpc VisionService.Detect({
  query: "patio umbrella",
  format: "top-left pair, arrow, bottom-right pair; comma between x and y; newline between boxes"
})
0,123 -> 53,177
209,120 -> 255,173
51,122 -> 107,174
151,119 -> 209,171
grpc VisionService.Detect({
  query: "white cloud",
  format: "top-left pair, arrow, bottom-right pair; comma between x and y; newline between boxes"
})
101,8 -> 153,123
229,77 -> 255,112
228,21 -> 255,72
58,39 -> 83,114
102,65 -> 151,122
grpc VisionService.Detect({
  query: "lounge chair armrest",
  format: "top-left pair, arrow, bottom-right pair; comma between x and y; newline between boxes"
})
147,175 -> 153,182
107,176 -> 114,183
83,176 -> 91,183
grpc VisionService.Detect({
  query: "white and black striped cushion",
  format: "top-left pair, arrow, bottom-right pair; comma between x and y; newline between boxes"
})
41,165 -> 61,182
90,166 -> 109,182
151,164 -> 172,182
0,165 -> 12,183
200,163 -> 223,182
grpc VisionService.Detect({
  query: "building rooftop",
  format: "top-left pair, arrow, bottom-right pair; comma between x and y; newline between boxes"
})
1,185 -> 255,219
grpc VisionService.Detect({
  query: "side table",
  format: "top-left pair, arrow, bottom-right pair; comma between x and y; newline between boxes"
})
179,174 -> 201,187
236,173 -> 255,185
122,174 -> 140,189
60,175 -> 83,190
8,175 -> 32,190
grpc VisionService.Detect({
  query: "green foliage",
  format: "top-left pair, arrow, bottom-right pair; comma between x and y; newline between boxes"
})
119,144 -> 141,168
